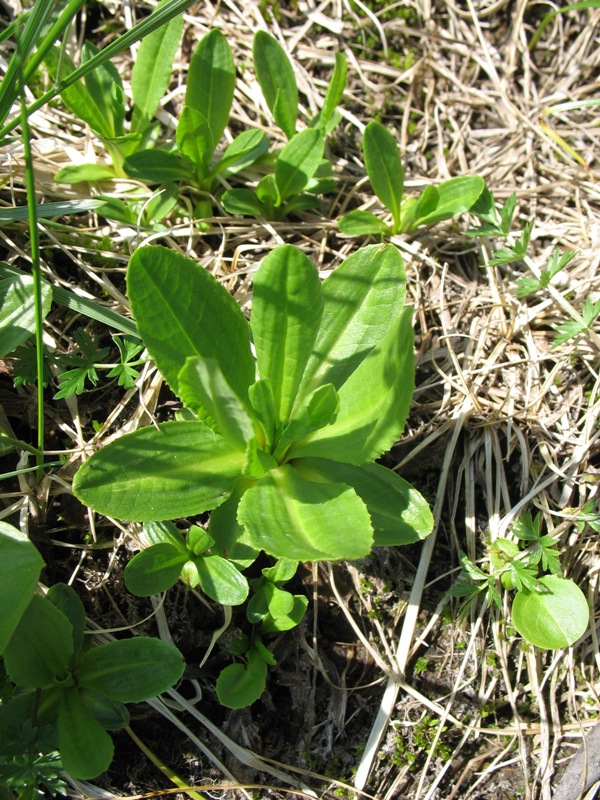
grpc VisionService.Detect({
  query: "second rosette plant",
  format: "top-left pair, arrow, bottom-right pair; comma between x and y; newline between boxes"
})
73,242 -> 432,567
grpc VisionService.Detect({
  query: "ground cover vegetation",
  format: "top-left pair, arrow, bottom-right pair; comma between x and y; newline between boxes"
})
0,0 -> 598,797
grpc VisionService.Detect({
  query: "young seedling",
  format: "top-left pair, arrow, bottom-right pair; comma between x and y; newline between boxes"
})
450,511 -> 589,649
221,38 -> 347,219
339,121 -> 484,236
0,529 -> 184,782
72,243 -> 433,564
48,6 -> 184,179
123,29 -> 269,218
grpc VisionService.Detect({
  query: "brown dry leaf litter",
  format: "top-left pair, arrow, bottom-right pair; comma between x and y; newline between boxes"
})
0,0 -> 599,798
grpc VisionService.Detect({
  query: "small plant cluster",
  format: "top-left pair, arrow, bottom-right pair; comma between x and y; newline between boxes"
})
0,0 -> 593,792
450,511 -> 589,649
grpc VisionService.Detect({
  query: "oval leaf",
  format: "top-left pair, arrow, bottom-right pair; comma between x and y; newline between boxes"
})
237,464 -> 373,561
195,554 -> 249,605
512,575 -> 589,649
186,29 -> 235,147
59,688 -> 114,780
363,121 -> 404,231
3,594 -> 73,688
0,522 -> 44,654
72,420 -> 245,522
253,30 -> 298,139
77,638 -> 185,702
274,128 -> 325,202
124,543 -> 188,596
216,648 -> 268,709
127,245 -> 255,400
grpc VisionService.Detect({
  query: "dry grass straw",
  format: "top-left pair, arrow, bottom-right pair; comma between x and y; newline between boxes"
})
1,0 -> 599,797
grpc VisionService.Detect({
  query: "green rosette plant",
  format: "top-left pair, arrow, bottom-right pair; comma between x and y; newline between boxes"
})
72,242 -> 433,564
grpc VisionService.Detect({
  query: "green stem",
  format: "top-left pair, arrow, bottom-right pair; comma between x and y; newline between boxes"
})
16,27 -> 45,476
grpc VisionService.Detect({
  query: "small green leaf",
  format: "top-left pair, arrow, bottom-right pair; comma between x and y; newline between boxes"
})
251,245 -> 323,425
143,520 -> 187,551
363,121 -> 404,231
248,379 -> 277,451
55,163 -> 117,184
274,383 -> 339,459
176,105 -> 214,178
186,525 -> 215,556
238,464 -> 373,561
262,558 -> 298,584
3,595 -> 73,688
58,688 -> 114,780
253,30 -> 298,139
313,51 -> 347,132
216,647 -> 268,708
403,175 -> 484,233
0,522 -> 44,654
46,583 -> 86,661
195,554 -> 249,605
216,129 -> 270,176
207,480 -> 261,568
72,420 -> 245,522
221,188 -> 266,217
124,543 -> 188,596
259,595 -> 308,635
0,275 -> 52,358
178,356 -> 256,450
77,638 -> 185,702
80,688 -> 130,730
186,29 -> 235,148
511,575 -> 589,648
339,209 -> 390,236
274,128 -> 325,202
123,149 -> 190,183
131,3 -> 183,133
243,437 -> 278,479
127,246 -> 255,400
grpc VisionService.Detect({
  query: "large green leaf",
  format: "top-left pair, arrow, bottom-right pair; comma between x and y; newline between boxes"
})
251,245 -> 323,425
363,121 -> 404,231
274,129 -> 325,202
253,30 -> 298,139
0,274 -> 52,358
292,458 -> 433,546
0,522 -> 44,654
3,595 -> 73,688
297,244 -> 406,403
77,638 -> 185,702
208,479 -> 260,568
131,2 -> 183,133
186,29 -> 235,148
127,245 -> 255,400
58,688 -> 114,780
178,356 -> 256,450
124,543 -> 188,596
72,420 -> 245,521
511,575 -> 589,649
289,307 -> 414,464
123,149 -> 190,183
237,464 -> 373,561
216,129 -> 270,177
